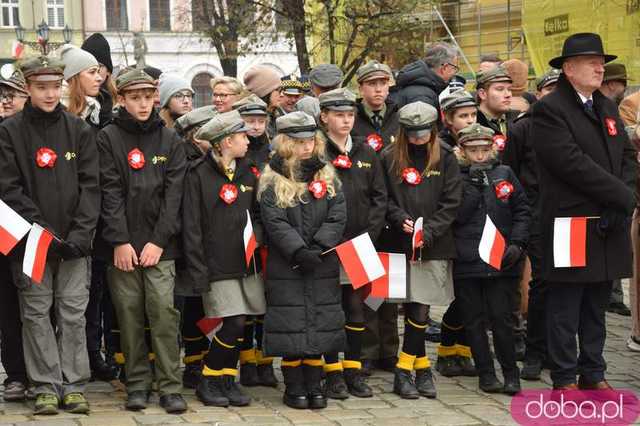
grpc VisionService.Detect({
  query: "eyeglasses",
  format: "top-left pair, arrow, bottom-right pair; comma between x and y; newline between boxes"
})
213,92 -> 236,100
445,62 -> 460,72
172,92 -> 194,101
0,92 -> 28,102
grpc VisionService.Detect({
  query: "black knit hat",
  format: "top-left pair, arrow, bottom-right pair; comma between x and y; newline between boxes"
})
143,66 -> 162,80
81,33 -> 113,74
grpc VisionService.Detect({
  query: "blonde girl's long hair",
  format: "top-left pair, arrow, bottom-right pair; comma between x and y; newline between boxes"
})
257,133 -> 340,208
390,126 -> 441,182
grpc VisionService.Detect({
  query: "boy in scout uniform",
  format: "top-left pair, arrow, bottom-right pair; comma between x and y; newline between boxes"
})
97,69 -> 187,413
0,56 -> 100,415
351,60 -> 401,374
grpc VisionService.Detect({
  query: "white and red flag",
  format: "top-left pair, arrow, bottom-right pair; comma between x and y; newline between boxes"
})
553,217 -> 587,268
0,199 -> 31,255
371,253 -> 407,299
478,215 -> 506,270
197,317 -> 223,341
411,217 -> 424,261
22,223 -> 54,284
243,210 -> 257,267
335,233 -> 386,289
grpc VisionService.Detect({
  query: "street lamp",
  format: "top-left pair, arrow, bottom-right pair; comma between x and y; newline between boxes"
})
14,19 -> 72,56
14,23 -> 25,43
36,20 -> 49,43
63,25 -> 72,43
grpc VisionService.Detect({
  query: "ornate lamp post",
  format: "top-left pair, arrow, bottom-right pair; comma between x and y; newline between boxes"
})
15,20 -> 73,56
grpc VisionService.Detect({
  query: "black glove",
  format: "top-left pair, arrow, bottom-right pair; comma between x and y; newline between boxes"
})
501,245 -> 523,270
598,208 -> 629,236
468,163 -> 491,187
294,248 -> 323,273
50,240 -> 84,260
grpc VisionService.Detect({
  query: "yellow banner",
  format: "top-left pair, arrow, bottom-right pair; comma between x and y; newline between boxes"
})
522,0 -> 640,82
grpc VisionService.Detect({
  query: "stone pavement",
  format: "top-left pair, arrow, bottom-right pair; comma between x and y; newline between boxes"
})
1,289 -> 640,425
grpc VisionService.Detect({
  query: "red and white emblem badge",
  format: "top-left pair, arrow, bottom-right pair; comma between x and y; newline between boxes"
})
605,118 -> 618,136
219,184 -> 238,204
36,147 -> 57,168
127,148 -> 145,170
332,155 -> 352,169
493,134 -> 507,151
308,180 -> 327,199
495,181 -> 514,200
250,166 -> 261,178
402,168 -> 422,185
366,133 -> 383,152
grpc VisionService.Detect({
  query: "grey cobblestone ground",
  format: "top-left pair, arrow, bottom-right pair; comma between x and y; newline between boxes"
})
1,284 -> 639,425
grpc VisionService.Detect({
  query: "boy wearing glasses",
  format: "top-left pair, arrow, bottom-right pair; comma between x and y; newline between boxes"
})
158,74 -> 194,128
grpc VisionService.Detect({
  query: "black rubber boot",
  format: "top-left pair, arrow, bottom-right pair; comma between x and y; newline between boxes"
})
240,363 -> 260,387
182,363 -> 201,389
435,356 -> 462,377
282,366 -> 309,409
479,372 -> 504,393
503,369 -> 521,395
415,368 -> 437,398
257,363 -> 278,387
196,376 -> 229,407
520,358 -> 542,381
343,368 -> 373,398
323,371 -> 349,400
221,375 -> 251,406
303,364 -> 327,409
456,356 -> 478,377
89,351 -> 118,382
393,368 -> 419,399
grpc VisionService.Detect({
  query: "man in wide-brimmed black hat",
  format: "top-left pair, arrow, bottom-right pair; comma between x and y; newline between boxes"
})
531,32 -> 637,392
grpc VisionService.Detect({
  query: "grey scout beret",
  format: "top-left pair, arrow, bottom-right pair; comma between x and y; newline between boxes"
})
318,87 -> 357,111
19,56 -> 65,81
458,123 -> 494,146
276,111 -> 317,139
232,94 -> 268,116
115,68 -> 156,92
536,69 -> 561,91
398,101 -> 438,138
476,65 -> 512,89
174,105 -> 218,136
195,110 -> 251,143
309,64 -> 343,89
440,90 -> 476,112
356,60 -> 392,83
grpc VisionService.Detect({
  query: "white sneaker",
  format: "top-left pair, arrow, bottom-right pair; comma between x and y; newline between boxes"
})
626,336 -> 640,352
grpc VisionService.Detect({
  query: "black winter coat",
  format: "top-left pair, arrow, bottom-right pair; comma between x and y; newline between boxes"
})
97,108 -> 186,261
351,99 -> 400,153
503,113 -> 539,210
453,161 -> 530,279
380,141 -> 462,260
322,132 -> 387,242
0,102 -> 100,255
392,60 -> 447,110
476,109 -> 519,159
259,159 -> 347,357
532,74 -> 637,283
182,153 -> 262,293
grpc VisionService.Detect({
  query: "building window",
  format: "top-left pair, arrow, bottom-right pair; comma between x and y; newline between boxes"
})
192,72 -> 213,108
106,0 -> 128,30
0,0 -> 19,27
149,0 -> 170,31
191,0 -> 209,32
47,0 -> 64,28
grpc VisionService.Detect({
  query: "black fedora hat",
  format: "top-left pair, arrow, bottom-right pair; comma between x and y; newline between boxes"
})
549,32 -> 617,68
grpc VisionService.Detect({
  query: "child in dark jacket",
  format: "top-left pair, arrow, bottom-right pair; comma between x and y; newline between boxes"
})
182,110 -> 265,408
97,69 -> 187,414
453,123 -> 530,395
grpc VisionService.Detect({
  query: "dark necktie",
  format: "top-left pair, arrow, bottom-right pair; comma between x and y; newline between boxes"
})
584,99 -> 594,112
372,111 -> 383,130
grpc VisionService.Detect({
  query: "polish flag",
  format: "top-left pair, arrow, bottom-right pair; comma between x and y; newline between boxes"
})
478,215 -> 506,270
197,317 -> 223,341
553,217 -> 587,268
22,224 -> 54,284
336,233 -> 386,289
411,217 -> 424,261
243,210 -> 257,267
0,199 -> 31,255
361,283 -> 384,311
371,253 -> 407,299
